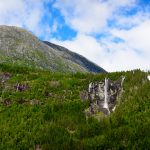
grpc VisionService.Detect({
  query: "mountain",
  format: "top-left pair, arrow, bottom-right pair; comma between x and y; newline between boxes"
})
43,41 -> 106,73
0,25 -> 106,73
1,25 -> 149,150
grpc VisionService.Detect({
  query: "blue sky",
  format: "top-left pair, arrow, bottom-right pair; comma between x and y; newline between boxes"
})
0,0 -> 150,71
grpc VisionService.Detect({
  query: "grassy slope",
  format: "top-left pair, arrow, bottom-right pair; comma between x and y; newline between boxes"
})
0,64 -> 150,150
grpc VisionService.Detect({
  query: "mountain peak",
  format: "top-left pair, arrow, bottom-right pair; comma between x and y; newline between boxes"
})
0,25 -> 106,73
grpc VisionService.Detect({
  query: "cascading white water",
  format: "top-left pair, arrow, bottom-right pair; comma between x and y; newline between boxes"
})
88,82 -> 92,93
147,75 -> 150,81
121,76 -> 125,86
104,78 -> 108,108
104,78 -> 110,114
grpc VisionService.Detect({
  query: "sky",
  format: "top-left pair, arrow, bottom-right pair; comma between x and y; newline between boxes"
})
0,0 -> 150,72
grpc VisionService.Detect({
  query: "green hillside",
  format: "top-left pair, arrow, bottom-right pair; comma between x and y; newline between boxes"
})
0,64 -> 150,150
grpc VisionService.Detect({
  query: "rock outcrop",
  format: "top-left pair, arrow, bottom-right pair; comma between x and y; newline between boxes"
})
85,76 -> 125,117
0,73 -> 11,84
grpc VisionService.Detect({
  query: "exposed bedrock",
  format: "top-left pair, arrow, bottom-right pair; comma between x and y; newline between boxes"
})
86,76 -> 125,116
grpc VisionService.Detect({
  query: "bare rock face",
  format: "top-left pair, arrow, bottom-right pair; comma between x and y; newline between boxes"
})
80,90 -> 89,101
85,76 -> 125,117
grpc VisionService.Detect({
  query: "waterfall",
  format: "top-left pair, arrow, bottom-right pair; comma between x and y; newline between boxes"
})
148,75 -> 150,81
104,78 -> 110,114
121,76 -> 125,87
88,82 -> 92,93
87,76 -> 125,117
104,78 -> 108,108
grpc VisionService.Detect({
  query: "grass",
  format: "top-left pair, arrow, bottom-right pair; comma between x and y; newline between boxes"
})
0,64 -> 150,149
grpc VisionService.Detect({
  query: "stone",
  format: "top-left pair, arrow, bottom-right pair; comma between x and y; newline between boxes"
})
3,99 -> 12,106
86,76 -> 125,117
30,100 -> 41,105
0,73 -> 11,84
14,83 -> 29,92
80,90 -> 88,101
35,145 -> 42,150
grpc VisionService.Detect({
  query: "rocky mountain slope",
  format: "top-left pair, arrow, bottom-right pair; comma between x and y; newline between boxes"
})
0,25 -> 106,73
43,41 -> 106,73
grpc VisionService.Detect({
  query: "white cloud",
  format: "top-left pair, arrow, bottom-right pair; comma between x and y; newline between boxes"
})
111,20 -> 150,53
113,11 -> 150,29
54,0 -> 136,34
51,33 -> 105,61
51,19 -> 150,72
103,20 -> 150,71
0,0 -> 51,37
52,0 -> 150,72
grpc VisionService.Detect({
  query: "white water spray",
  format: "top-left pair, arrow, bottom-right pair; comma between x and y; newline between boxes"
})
121,76 -> 125,86
148,75 -> 150,81
104,78 -> 110,114
88,82 -> 92,92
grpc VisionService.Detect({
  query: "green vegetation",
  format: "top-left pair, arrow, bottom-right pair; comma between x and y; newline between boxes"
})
0,64 -> 150,150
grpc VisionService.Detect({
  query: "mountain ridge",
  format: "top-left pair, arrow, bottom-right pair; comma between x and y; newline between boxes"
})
43,41 -> 106,73
0,25 -> 106,73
